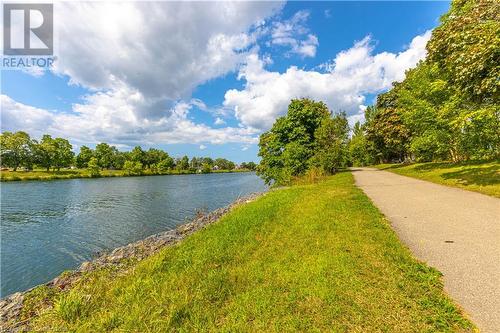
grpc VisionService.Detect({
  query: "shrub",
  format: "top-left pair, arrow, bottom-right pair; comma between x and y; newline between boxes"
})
123,160 -> 143,176
87,157 -> 101,177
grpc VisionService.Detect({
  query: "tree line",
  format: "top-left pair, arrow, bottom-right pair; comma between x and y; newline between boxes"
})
257,1 -> 499,185
349,0 -> 499,165
0,131 -> 255,175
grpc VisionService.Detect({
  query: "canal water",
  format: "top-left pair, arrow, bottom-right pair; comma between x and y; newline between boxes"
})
0,172 -> 267,297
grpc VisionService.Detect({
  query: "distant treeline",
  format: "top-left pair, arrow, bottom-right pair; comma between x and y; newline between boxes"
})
0,131 -> 256,174
349,0 -> 499,165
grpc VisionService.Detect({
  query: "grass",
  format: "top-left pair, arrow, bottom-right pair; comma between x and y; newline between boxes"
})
374,160 -> 500,198
0,168 -> 249,182
21,172 -> 473,332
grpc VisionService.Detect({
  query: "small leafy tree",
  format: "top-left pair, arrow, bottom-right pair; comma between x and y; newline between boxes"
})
123,160 -> 143,175
176,156 -> 189,170
349,122 -> 375,167
155,157 -> 175,173
87,157 -> 100,177
312,113 -> 349,174
201,163 -> 212,173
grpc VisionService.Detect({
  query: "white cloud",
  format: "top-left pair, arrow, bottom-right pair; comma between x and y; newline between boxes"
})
214,117 -> 226,125
50,2 -> 283,126
223,31 -> 431,130
53,2 -> 283,97
268,10 -> 319,58
2,2 -> 283,146
3,2 -> 431,149
1,94 -> 259,146
199,144 -> 207,150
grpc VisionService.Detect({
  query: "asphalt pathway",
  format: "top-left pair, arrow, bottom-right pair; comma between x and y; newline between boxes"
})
352,167 -> 500,332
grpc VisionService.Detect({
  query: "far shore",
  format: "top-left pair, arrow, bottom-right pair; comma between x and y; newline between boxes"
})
0,168 -> 253,182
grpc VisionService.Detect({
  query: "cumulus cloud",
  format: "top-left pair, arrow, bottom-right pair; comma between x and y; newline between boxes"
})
53,2 -> 283,96
223,31 -> 431,130
268,10 -> 319,58
2,1 -> 283,147
214,117 -> 226,125
1,94 -> 259,146
47,1 -> 284,128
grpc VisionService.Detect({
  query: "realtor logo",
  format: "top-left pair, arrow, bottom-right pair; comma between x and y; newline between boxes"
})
3,3 -> 53,55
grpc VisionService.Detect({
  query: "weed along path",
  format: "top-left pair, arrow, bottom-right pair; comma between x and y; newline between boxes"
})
352,167 -> 500,332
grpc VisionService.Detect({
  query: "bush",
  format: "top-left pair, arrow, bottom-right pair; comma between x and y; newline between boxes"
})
123,160 -> 143,175
87,157 -> 101,177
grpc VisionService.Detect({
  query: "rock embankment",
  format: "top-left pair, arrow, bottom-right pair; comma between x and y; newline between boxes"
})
0,193 -> 262,332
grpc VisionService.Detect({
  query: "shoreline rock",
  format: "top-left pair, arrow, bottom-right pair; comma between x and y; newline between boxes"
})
0,192 -> 263,332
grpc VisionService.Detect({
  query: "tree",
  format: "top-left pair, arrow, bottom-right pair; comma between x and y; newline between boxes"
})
35,135 -> 56,171
76,146 -> 94,168
111,150 -> 126,170
359,0 -> 499,163
201,163 -> 212,174
177,155 -> 189,170
257,98 -> 331,184
52,138 -> 74,170
190,157 -> 200,171
202,157 -> 214,167
349,122 -> 375,167
155,157 -> 175,173
0,131 -> 34,171
241,161 -> 257,171
214,158 -> 235,170
145,148 -> 168,169
312,113 -> 349,174
123,160 -> 143,175
95,143 -> 115,169
364,104 -> 410,163
130,146 -> 146,166
87,157 -> 100,177
427,0 -> 499,101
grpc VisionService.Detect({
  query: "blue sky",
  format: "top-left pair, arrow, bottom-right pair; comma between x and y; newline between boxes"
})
1,1 -> 450,162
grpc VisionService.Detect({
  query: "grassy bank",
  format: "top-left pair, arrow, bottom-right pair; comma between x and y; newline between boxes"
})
18,172 -> 472,332
0,168 -> 249,182
374,160 -> 499,198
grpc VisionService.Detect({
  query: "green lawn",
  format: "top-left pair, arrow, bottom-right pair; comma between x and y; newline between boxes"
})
374,160 -> 500,198
22,173 -> 472,332
0,168 -> 248,182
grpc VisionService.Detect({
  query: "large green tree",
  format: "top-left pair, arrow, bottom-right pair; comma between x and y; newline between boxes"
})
52,138 -> 74,170
257,98 -> 332,185
0,131 -> 34,171
427,0 -> 500,101
94,143 -> 115,169
76,146 -> 94,168
35,135 -> 57,171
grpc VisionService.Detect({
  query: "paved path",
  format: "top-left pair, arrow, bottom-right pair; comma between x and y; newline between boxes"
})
352,168 -> 500,333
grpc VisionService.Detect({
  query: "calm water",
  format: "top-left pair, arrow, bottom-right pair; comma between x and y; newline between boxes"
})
0,172 -> 266,297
